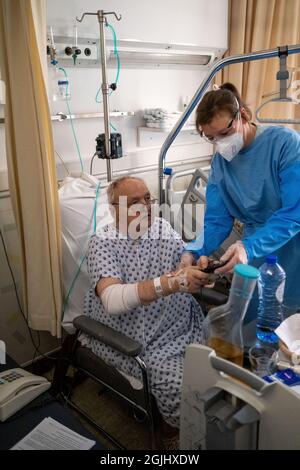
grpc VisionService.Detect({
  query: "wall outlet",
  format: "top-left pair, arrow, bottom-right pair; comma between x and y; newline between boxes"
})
47,36 -> 99,67
54,43 -> 98,62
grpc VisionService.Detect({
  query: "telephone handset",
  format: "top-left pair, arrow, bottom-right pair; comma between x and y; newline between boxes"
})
0,368 -> 50,422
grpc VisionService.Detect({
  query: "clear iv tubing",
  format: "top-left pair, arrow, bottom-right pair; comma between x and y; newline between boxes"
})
58,67 -> 84,173
95,23 -> 120,103
95,23 -> 120,133
61,181 -> 101,321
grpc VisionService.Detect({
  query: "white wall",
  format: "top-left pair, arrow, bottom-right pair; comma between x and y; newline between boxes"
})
46,0 -> 227,47
45,0 -> 227,187
0,0 -> 228,181
0,0 -> 228,363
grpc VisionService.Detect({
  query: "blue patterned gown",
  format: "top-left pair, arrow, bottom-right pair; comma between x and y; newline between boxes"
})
83,217 -> 204,427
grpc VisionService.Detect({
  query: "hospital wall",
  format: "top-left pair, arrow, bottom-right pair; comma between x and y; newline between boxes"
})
0,0 -> 228,364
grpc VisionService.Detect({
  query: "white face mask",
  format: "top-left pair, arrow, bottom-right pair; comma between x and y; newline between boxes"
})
216,113 -> 244,162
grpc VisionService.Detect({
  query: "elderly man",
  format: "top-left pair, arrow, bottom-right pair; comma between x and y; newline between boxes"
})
84,176 -> 209,443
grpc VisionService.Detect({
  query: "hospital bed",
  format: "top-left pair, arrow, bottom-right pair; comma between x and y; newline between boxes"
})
166,167 -> 242,250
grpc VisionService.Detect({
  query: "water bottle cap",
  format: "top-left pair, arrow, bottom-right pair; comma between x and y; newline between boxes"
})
266,255 -> 278,265
234,264 -> 260,279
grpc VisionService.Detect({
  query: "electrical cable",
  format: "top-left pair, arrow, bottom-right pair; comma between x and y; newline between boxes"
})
58,67 -> 84,173
90,152 -> 97,175
0,183 -> 102,362
55,149 -> 70,176
0,228 -> 62,362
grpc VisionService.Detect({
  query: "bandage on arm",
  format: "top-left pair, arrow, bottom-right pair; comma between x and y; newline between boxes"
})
100,283 -> 141,315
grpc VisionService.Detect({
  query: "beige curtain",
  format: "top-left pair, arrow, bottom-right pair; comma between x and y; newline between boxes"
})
218,0 -> 300,127
0,0 -> 62,337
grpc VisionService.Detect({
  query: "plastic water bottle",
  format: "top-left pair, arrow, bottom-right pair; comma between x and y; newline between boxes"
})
256,255 -> 286,345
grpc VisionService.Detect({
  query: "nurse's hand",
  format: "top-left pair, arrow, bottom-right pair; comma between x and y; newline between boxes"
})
215,241 -> 248,274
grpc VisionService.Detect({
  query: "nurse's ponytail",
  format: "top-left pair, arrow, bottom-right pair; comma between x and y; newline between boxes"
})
195,82 -> 252,131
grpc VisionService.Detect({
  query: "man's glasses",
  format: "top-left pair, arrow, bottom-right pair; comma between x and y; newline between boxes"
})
200,110 -> 239,144
112,196 -> 158,209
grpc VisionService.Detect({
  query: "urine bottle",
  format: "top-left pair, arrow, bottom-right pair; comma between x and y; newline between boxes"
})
203,264 -> 260,366
51,67 -> 70,102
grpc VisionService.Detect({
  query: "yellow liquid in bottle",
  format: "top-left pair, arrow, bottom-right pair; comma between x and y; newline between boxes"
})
207,337 -> 244,367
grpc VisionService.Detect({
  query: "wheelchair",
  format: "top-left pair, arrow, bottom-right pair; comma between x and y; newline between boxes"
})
52,288 -> 228,450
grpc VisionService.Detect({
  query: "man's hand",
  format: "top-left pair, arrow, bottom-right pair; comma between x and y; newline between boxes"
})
215,241 -> 248,274
171,266 -> 211,293
177,252 -> 195,269
196,256 -> 209,270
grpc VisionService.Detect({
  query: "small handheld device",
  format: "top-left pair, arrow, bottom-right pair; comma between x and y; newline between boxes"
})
200,259 -> 228,274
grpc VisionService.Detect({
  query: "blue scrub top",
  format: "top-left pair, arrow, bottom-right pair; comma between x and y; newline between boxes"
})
186,125 -> 300,322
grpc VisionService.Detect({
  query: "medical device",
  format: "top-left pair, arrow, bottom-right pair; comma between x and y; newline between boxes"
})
200,259 -> 228,274
0,368 -> 50,422
96,132 -> 123,159
180,345 -> 300,450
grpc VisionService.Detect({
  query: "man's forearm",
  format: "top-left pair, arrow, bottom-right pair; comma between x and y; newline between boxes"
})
137,275 -> 178,304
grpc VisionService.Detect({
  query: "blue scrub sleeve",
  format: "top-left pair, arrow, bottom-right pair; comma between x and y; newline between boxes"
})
185,181 -> 234,259
243,162 -> 300,261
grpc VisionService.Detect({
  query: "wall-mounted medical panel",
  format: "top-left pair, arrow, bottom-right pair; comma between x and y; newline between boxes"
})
47,35 -> 226,69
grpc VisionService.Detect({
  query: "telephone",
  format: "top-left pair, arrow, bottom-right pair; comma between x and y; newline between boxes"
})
0,368 -> 50,422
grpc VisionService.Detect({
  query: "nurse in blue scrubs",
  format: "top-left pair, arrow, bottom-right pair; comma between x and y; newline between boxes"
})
183,82 -> 300,322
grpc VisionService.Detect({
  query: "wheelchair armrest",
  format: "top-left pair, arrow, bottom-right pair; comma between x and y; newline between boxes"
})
73,315 -> 143,357
193,287 -> 228,306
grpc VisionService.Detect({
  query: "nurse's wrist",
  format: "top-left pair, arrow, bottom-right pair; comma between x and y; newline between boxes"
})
241,239 -> 252,262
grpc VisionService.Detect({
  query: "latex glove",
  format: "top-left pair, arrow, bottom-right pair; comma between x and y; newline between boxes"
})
215,241 -> 248,274
178,252 -> 195,269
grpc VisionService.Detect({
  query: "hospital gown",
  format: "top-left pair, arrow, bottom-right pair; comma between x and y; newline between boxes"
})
187,125 -> 300,322
84,217 -> 204,427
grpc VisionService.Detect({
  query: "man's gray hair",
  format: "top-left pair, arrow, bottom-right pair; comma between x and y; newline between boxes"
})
107,176 -> 144,205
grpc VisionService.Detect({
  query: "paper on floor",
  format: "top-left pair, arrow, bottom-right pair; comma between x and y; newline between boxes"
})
11,417 -> 95,450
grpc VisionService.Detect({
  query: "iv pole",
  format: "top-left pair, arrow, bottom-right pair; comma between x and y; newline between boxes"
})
77,10 -> 121,181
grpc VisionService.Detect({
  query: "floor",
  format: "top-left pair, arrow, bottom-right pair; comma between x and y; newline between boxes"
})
46,368 -> 152,450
